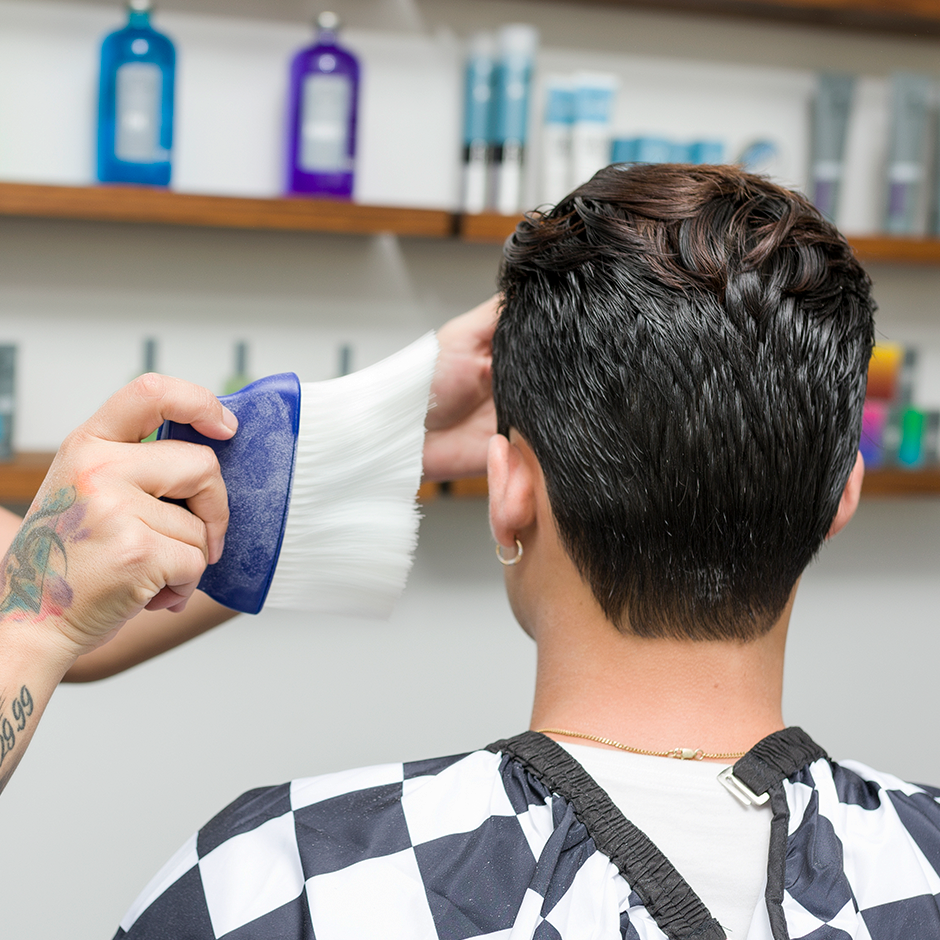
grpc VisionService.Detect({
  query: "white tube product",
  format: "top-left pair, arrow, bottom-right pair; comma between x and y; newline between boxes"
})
540,76 -> 575,206
492,24 -> 538,215
810,72 -> 856,223
885,72 -> 932,235
571,72 -> 618,188
462,32 -> 496,214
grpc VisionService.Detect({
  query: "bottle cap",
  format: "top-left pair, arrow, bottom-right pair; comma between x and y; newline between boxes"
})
497,23 -> 538,58
317,11 -> 340,31
127,0 -> 153,11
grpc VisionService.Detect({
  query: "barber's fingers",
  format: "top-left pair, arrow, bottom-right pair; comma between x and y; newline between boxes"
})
64,438 -> 229,566
134,532 -> 208,615
127,507 -> 213,591
122,440 -> 230,565
145,584 -> 199,613
83,373 -> 238,445
142,492 -> 214,557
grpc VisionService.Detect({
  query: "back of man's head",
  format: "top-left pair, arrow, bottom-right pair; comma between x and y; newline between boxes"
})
493,163 -> 875,641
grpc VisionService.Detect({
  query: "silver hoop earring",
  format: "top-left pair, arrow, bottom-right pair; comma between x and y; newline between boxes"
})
495,538 -> 523,566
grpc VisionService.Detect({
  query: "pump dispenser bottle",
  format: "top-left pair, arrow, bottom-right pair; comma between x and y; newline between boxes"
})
286,12 -> 360,199
97,0 -> 175,186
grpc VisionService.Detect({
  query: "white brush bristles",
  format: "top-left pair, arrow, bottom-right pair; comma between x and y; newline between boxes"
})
264,333 -> 438,618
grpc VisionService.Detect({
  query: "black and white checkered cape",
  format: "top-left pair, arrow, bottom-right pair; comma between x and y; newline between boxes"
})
114,729 -> 940,940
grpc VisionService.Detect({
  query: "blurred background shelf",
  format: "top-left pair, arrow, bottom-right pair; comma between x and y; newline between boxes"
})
420,470 -> 940,501
588,0 -> 940,36
859,466 -> 940,497
459,213 -> 940,265
458,212 -> 522,244
0,451 -> 54,506
6,185 -> 940,267
0,181 -> 455,239
63,0 -> 940,38
849,236 -> 940,265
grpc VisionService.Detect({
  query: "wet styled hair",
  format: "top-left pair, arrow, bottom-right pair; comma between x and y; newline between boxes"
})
493,163 -> 875,640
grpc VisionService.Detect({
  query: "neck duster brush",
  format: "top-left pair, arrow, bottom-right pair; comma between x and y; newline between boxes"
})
158,333 -> 437,617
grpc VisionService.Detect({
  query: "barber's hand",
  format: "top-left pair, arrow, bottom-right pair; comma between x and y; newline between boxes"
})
423,296 -> 499,481
1,374 -> 236,658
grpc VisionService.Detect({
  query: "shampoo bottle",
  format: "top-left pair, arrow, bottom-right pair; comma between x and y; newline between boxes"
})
540,75 -> 575,206
286,12 -> 360,199
491,24 -> 538,215
97,0 -> 175,186
462,32 -> 496,213
571,72 -> 618,188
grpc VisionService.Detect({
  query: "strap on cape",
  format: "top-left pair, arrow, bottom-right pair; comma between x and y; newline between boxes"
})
487,726 -> 826,940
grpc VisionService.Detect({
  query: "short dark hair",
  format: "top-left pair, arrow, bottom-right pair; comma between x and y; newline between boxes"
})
493,163 -> 875,641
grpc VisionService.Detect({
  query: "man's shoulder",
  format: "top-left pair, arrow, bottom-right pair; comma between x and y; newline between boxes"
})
116,746 -> 614,940
787,753 -> 940,824
197,745 -> 552,851
783,755 -> 940,933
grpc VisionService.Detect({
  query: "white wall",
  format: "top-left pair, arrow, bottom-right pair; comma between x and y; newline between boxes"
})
2,2 -> 940,939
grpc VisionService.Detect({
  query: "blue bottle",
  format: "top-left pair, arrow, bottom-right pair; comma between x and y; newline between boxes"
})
97,0 -> 175,186
286,12 -> 360,199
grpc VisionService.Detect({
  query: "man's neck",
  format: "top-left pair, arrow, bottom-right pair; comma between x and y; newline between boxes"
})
528,597 -> 789,761
494,432 -> 791,760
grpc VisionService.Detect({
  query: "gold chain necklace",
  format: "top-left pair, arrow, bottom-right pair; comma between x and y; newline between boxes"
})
536,728 -> 747,762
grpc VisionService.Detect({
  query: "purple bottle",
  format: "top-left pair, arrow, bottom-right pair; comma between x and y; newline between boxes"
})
286,12 -> 360,199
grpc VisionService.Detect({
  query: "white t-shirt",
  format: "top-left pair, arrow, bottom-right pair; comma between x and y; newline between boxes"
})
560,742 -> 772,938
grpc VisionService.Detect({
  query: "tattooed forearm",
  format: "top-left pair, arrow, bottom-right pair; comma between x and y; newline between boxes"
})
0,685 -> 34,795
0,487 -> 84,618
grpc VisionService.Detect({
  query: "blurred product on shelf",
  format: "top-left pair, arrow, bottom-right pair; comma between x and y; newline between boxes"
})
335,343 -> 353,377
138,338 -> 159,442
141,337 -> 157,375
462,32 -> 497,213
611,137 -> 669,164
223,341 -> 253,395
571,72 -> 619,191
129,337 -> 158,444
97,0 -> 175,186
736,138 -> 782,176
687,141 -> 725,163
866,342 -> 907,402
0,346 -> 16,462
491,24 -> 539,216
610,136 -> 724,166
885,72 -> 932,235
539,75 -> 575,206
862,342 -> 940,469
286,12 -> 360,200
810,73 -> 855,223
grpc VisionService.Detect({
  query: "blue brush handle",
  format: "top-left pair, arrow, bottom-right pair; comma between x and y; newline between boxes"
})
158,373 -> 301,614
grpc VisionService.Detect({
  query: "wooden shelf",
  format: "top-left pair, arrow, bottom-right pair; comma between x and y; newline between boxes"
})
0,452 -> 54,504
860,466 -> 940,497
576,0 -> 940,37
1,459 -> 937,506
0,181 -> 454,239
459,212 -> 522,244
460,214 -> 940,266
848,236 -> 940,265
4,185 -> 940,267
421,469 -> 940,501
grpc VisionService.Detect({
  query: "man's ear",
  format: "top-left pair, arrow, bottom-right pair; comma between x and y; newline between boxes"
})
488,432 -> 536,548
827,451 -> 864,539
